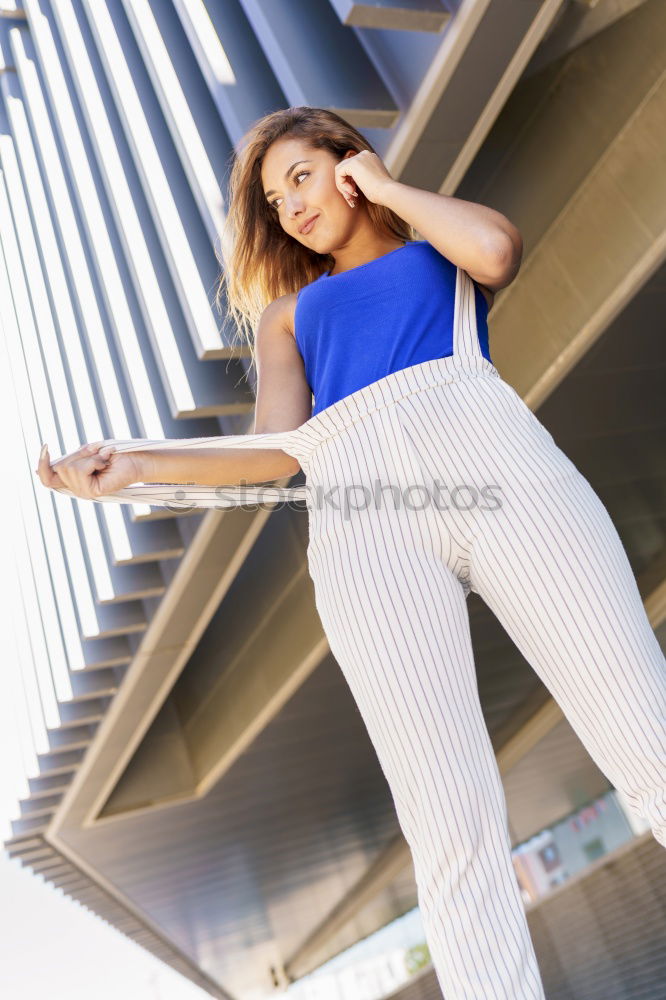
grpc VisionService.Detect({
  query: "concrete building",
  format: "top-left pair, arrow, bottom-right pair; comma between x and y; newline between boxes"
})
1,1 -> 664,997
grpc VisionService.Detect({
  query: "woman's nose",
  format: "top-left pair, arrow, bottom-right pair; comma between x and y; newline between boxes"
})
286,197 -> 305,218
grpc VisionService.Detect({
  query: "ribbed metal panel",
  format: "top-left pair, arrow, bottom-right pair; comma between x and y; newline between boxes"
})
4,832 -> 234,998
381,832 -> 666,1000
527,832 -> 666,999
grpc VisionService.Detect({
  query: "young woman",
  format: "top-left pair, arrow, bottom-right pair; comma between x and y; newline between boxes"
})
37,107 -> 665,1000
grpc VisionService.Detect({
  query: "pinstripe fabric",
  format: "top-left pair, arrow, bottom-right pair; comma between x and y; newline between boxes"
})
52,267 -> 666,997
52,427 -> 311,510
295,359 -> 666,1000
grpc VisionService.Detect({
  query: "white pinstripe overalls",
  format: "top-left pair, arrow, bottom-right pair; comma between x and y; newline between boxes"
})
56,268 -> 666,999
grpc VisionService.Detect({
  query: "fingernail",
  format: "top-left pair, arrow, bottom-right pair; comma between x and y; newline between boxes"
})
40,443 -> 47,456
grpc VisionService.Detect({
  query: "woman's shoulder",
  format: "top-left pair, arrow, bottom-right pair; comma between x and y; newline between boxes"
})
266,268 -> 327,343
271,291 -> 300,342
256,293 -> 300,344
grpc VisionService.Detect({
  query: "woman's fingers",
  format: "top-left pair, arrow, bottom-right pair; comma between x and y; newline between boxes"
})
36,444 -> 64,490
61,441 -> 106,463
55,453 -> 111,498
36,441 -> 111,495
35,442 -> 143,500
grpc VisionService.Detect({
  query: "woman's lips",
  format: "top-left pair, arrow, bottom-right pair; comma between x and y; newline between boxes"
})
300,214 -> 319,235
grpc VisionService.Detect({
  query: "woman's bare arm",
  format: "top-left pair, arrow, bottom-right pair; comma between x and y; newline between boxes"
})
37,297 -> 313,497
123,297 -> 312,487
252,293 -> 313,434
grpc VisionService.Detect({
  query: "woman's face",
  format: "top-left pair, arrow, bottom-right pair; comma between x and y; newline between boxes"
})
260,137 -> 359,252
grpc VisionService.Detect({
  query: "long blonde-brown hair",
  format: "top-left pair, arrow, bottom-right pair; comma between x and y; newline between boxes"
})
215,106 -> 416,374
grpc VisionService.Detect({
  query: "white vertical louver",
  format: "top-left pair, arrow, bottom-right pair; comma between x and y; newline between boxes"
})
0,147 -> 115,642
34,0 -> 199,414
1,70 -> 146,555
17,3 -> 167,447
119,0 -> 227,250
77,0 -> 227,358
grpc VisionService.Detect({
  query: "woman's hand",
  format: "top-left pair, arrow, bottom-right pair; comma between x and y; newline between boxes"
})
335,149 -> 397,207
36,441 -> 148,500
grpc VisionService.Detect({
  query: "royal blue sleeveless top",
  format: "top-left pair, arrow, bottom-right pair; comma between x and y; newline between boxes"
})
294,239 -> 492,416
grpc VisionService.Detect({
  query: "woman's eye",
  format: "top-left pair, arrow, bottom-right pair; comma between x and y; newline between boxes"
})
269,171 -> 309,210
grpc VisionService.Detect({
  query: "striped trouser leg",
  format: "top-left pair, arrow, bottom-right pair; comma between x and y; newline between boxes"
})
460,384 -> 666,848
304,406 -> 548,1000
398,371 -> 666,849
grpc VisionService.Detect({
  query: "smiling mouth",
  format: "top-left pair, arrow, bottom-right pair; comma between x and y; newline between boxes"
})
300,215 -> 319,235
